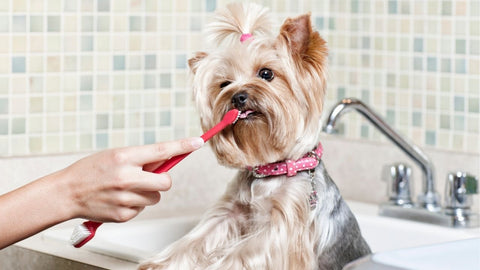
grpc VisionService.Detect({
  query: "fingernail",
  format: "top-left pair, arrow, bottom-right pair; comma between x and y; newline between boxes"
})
190,137 -> 204,149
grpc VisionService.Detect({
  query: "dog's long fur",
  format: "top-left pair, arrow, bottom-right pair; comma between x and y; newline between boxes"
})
139,4 -> 370,270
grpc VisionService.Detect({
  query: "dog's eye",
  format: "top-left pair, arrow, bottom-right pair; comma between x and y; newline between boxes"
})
220,81 -> 231,89
258,68 -> 274,81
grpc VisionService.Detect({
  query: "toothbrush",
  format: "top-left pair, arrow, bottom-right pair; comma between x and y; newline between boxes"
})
71,109 -> 241,248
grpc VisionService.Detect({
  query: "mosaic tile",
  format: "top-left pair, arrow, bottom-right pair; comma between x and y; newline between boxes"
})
0,118 -> 9,134
144,74 -> 156,89
113,55 -> 126,70
112,114 -> 125,130
425,130 -> 436,146
12,16 -> 26,32
47,16 -> 61,32
454,115 -> 465,130
12,118 -> 26,134
80,76 -> 93,91
0,16 -> 8,32
0,98 -> 7,114
440,114 -> 450,129
129,16 -> 142,31
12,57 -> 26,73
455,59 -> 466,73
456,39 -> 467,54
29,136 -> 42,153
98,0 -> 110,12
468,98 -> 479,113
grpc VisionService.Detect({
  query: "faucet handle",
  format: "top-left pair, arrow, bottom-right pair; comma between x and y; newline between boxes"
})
383,163 -> 413,207
444,172 -> 478,213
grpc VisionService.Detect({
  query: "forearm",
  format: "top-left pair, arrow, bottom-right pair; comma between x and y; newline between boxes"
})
0,170 -> 73,249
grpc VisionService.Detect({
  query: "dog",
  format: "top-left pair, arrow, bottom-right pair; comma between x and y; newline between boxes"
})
139,3 -> 371,270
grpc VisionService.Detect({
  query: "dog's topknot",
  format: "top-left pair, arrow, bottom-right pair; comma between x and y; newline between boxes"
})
206,3 -> 274,47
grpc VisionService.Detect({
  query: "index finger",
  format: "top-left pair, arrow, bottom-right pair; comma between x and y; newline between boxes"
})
124,137 -> 204,166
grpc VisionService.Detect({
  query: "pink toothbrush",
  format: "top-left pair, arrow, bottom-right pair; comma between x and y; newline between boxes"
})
71,109 -> 241,248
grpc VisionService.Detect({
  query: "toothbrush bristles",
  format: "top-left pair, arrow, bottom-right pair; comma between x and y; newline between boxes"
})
233,110 -> 241,124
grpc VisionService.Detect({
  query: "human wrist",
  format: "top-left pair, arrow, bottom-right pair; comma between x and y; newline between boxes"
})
39,169 -> 80,222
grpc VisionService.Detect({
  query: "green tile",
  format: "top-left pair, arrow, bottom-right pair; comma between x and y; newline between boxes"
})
388,0 -> 397,14
456,39 -> 466,54
361,125 -> 369,138
206,0 -> 216,12
82,16 -> 94,32
12,15 -> 26,32
144,131 -> 155,144
12,57 -> 26,73
144,74 -> 156,89
47,16 -> 60,32
0,16 -> 8,32
30,16 -> 43,32
80,76 -> 93,91
144,112 -> 155,127
440,114 -> 450,129
425,131 -> 436,145
427,57 -> 437,71
97,16 -> 110,31
12,118 -> 26,134
471,40 -> 480,55
97,0 -> 110,11
0,98 -> 7,114
96,133 -> 108,149
441,0 -> 452,15
96,114 -> 109,129
0,119 -> 7,134
413,38 -> 423,52
469,98 -> 479,113
159,111 -> 171,126
145,54 -> 156,70
453,115 -> 465,130
112,113 -> 125,129
175,54 -> 186,69
159,73 -> 171,88
454,96 -> 465,111
129,16 -> 141,31
412,112 -> 422,127
113,55 -> 125,70
455,59 -> 466,74
80,95 -> 92,111
441,59 -> 451,72
386,110 -> 395,126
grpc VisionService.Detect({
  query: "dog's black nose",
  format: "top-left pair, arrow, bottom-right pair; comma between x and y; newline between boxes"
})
231,92 -> 248,108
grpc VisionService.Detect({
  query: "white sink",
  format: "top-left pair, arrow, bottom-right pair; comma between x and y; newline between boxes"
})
43,201 -> 480,263
372,238 -> 480,270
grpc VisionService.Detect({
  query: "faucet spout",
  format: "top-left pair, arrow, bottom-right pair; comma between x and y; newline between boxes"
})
323,98 -> 441,211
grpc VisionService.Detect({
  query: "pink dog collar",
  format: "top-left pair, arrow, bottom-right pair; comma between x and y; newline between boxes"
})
249,143 -> 323,178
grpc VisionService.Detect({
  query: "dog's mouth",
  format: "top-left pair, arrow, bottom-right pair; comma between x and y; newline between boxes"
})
238,110 -> 260,120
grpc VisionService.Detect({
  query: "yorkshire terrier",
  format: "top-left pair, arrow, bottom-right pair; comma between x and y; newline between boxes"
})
140,3 -> 370,270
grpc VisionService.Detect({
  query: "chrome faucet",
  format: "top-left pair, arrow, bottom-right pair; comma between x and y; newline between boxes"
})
323,98 -> 440,211
323,98 -> 478,228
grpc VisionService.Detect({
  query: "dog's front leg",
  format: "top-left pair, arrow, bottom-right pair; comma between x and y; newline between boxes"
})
138,198 -> 248,270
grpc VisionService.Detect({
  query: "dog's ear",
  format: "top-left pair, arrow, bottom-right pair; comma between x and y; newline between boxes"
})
188,52 -> 208,74
278,13 -> 326,58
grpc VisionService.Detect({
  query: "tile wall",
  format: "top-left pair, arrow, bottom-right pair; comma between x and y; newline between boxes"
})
0,0 -> 478,156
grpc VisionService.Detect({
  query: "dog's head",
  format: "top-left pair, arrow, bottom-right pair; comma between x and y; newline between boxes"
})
189,3 -> 328,168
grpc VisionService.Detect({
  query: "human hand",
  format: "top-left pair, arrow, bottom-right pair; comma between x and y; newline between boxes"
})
58,137 -> 204,223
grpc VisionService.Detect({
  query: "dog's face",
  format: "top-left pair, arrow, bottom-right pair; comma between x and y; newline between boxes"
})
189,13 -> 328,168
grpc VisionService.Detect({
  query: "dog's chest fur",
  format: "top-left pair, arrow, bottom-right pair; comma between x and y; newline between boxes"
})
223,162 -> 371,270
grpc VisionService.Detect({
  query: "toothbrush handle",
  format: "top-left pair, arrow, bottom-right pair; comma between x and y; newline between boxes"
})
152,122 -> 224,173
